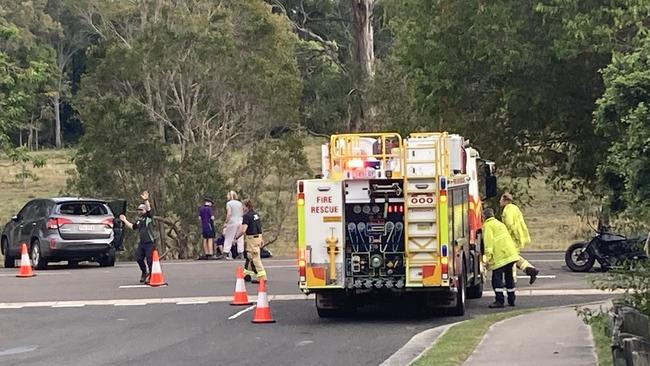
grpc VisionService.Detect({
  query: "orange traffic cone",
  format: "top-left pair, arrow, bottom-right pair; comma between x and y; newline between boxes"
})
147,250 -> 167,287
16,243 -> 35,278
231,266 -> 253,306
251,278 -> 275,323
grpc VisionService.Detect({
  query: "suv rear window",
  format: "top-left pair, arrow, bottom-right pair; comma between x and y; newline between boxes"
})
58,202 -> 109,216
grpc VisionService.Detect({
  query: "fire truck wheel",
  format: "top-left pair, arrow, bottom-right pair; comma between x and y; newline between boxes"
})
467,277 -> 484,299
448,266 -> 466,316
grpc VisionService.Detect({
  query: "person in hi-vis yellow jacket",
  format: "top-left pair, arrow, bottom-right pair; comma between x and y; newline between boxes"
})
500,193 -> 539,284
482,208 -> 520,308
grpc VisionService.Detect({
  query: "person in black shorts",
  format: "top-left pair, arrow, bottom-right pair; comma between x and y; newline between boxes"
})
198,197 -> 216,260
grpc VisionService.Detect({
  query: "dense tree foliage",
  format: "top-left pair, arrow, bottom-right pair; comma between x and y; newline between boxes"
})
378,1 -> 609,188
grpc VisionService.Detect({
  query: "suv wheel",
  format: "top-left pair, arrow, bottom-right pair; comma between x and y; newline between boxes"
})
31,240 -> 48,270
2,238 -> 15,268
98,248 -> 116,267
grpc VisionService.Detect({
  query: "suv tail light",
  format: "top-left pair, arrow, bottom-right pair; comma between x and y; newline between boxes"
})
101,219 -> 114,228
47,217 -> 73,230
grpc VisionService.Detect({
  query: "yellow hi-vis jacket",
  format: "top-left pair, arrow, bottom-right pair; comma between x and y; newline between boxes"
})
483,217 -> 520,270
502,203 -> 531,249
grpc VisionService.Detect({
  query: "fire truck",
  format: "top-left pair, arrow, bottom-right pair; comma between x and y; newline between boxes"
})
296,132 -> 497,317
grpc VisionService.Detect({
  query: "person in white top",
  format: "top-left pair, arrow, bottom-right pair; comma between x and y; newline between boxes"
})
222,191 -> 244,260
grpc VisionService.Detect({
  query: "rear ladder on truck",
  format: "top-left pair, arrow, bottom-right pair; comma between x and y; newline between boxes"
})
403,133 -> 450,287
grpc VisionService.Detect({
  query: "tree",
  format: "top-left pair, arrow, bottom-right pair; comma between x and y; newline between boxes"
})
350,0 -> 375,131
234,133 -> 312,246
1,1 -> 52,176
594,40 -> 650,220
378,0 -> 610,192
71,0 -> 307,258
536,0 -> 650,220
78,0 -> 301,158
269,0 -> 390,133
44,0 -> 92,149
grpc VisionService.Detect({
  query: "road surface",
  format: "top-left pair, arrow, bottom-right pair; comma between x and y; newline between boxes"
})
0,252 -> 615,366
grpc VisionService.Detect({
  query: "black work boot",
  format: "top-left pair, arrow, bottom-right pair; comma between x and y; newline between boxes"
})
140,272 -> 149,283
526,267 -> 539,285
489,301 -> 505,308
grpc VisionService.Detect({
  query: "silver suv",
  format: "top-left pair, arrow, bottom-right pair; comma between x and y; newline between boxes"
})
1,198 -> 126,269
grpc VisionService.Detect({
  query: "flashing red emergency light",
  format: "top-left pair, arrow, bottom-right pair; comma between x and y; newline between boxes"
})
346,158 -> 365,169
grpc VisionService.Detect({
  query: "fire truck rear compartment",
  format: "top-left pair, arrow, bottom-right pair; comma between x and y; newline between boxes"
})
344,179 -> 408,290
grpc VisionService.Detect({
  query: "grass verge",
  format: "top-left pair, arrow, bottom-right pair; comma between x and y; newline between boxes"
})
412,309 -> 536,366
589,313 -> 613,366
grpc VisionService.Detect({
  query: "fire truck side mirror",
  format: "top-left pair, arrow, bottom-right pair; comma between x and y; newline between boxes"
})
485,176 -> 498,199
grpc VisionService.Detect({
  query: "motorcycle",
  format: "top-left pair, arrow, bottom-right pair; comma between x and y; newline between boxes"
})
565,225 -> 649,272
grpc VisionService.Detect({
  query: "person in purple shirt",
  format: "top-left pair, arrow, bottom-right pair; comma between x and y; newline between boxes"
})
198,197 -> 216,260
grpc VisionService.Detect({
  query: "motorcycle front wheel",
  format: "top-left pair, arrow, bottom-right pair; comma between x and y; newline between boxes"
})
565,242 -> 596,272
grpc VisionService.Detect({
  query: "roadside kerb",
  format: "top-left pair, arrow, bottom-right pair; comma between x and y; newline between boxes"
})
379,321 -> 463,366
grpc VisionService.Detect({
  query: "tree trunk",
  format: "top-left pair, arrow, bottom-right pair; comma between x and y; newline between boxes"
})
54,93 -> 62,148
27,128 -> 33,151
351,0 -> 375,132
352,0 -> 375,79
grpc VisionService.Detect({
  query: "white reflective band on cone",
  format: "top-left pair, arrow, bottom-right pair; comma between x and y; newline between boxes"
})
235,279 -> 245,291
257,292 -> 268,306
151,261 -> 162,274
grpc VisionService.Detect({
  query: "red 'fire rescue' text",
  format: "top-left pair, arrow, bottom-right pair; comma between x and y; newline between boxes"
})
311,196 -> 339,214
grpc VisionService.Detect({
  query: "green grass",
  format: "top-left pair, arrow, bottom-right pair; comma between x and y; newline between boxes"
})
510,177 -> 589,251
0,149 -> 74,226
412,309 -> 536,366
589,314 -> 614,366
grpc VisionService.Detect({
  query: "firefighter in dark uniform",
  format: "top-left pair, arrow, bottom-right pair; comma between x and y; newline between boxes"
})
235,199 -> 266,283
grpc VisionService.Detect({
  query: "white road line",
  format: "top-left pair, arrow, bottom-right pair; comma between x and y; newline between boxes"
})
176,301 -> 209,305
487,275 -> 557,281
481,289 -> 624,296
0,289 -> 617,310
264,265 -> 297,269
228,304 -> 256,320
118,285 -> 151,289
529,259 -> 564,263
51,304 -> 85,308
0,272 -> 71,277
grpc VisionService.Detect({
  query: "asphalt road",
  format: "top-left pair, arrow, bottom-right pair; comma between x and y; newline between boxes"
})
0,252 -> 615,366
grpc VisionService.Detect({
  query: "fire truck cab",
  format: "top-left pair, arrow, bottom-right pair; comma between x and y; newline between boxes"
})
297,132 -> 497,317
